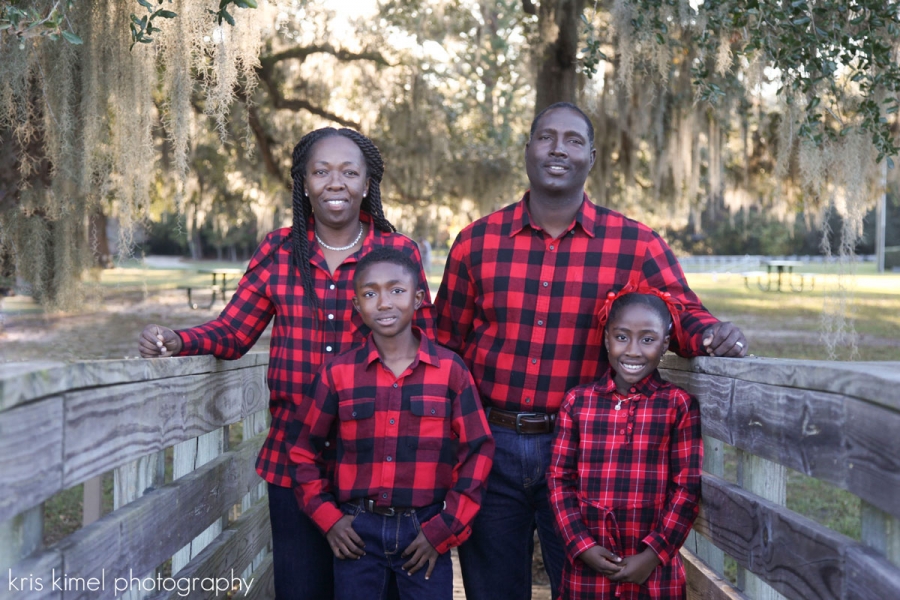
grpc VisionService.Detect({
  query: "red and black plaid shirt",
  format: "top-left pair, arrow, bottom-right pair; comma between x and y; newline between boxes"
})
548,369 -> 702,599
288,329 -> 494,554
435,193 -> 718,414
176,213 -> 434,487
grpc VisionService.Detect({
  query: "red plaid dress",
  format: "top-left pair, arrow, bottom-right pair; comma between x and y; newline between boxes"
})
175,213 -> 434,488
548,369 -> 702,600
434,193 -> 718,414
289,329 -> 494,554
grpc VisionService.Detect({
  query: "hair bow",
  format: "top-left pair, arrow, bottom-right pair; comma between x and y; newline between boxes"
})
596,283 -> 687,349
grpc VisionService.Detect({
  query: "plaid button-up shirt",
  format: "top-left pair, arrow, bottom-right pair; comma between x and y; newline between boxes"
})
289,329 -> 494,554
176,214 -> 433,488
435,194 -> 718,414
548,369 -> 702,599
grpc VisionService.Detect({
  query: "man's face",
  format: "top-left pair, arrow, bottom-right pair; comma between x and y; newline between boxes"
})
525,108 -> 595,197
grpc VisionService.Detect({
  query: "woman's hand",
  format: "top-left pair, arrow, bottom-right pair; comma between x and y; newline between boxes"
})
139,325 -> 183,358
607,548 -> 660,585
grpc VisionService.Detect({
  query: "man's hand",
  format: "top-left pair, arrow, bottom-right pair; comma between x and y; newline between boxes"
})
578,545 -> 622,576
401,531 -> 440,579
702,322 -> 747,357
608,548 -> 660,585
326,515 -> 365,560
139,325 -> 183,358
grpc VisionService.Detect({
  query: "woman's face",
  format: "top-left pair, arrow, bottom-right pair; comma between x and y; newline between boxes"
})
305,135 -> 369,231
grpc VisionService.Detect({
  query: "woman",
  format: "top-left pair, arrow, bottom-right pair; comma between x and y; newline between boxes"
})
139,128 -> 433,599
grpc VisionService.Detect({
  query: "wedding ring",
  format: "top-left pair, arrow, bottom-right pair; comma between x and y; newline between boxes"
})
735,341 -> 744,349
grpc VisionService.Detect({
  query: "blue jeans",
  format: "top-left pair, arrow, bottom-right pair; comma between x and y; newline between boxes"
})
267,483 -> 333,599
458,424 -> 565,599
334,502 -> 452,600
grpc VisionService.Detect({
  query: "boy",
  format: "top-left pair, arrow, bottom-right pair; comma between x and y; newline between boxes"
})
290,246 -> 494,600
548,289 -> 703,599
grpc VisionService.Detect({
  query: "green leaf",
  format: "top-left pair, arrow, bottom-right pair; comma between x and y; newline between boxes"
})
220,8 -> 235,26
61,30 -> 83,44
888,157 -> 895,169
792,16 -> 811,26
154,9 -> 177,18
138,0 -> 153,10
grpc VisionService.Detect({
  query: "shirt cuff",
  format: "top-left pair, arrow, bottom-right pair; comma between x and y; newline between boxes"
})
311,502 -> 344,536
421,513 -> 469,554
569,532 -> 598,561
641,531 -> 673,565
175,330 -> 195,355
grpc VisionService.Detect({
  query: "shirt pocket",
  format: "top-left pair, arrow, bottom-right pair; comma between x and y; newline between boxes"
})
406,395 -> 451,455
337,399 -> 376,455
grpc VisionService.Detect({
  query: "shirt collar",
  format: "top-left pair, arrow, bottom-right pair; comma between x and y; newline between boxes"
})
363,326 -> 441,370
598,366 -> 664,398
509,192 -> 599,239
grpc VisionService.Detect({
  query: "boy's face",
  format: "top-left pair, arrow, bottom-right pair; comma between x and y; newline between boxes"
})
352,262 -> 424,338
604,304 -> 670,393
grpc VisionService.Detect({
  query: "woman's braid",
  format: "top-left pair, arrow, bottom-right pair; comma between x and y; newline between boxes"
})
288,127 -> 396,325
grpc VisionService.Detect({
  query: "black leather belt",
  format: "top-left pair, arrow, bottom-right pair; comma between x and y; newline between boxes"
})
354,498 -> 416,517
486,407 -> 556,434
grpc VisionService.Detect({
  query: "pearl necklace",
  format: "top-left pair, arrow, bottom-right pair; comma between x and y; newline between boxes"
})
316,222 -> 364,252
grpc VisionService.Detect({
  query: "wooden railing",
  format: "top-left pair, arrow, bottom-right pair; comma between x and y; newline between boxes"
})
660,355 -> 900,600
1,354 -> 898,599
0,354 -> 273,600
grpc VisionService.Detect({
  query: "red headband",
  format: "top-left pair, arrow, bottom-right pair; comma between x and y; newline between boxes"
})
597,283 -> 685,348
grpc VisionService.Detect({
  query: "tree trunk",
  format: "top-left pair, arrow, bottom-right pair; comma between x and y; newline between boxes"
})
534,0 -> 586,114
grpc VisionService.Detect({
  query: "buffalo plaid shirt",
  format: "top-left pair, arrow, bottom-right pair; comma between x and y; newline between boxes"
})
548,369 -> 702,599
435,193 -> 719,415
176,213 -> 434,488
288,329 -> 494,554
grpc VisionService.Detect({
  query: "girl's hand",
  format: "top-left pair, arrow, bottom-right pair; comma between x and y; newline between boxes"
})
607,548 -> 660,584
139,325 -> 183,358
326,515 -> 365,559
578,545 -> 622,576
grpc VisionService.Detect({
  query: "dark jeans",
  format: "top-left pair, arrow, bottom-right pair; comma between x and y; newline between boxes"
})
334,502 -> 452,600
458,424 -> 566,599
268,483 -> 334,599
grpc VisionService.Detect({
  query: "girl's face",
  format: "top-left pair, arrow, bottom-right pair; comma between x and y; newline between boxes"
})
305,136 -> 369,231
604,303 -> 670,394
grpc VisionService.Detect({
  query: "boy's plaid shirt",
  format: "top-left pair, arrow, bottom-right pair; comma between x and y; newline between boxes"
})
288,329 -> 494,554
175,214 -> 434,488
434,194 -> 718,414
548,369 -> 702,597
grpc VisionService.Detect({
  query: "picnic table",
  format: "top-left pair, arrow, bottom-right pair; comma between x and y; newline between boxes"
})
181,267 -> 245,309
742,260 -> 814,292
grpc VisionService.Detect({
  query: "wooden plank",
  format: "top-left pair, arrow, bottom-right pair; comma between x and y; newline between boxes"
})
694,473 -> 849,600
240,409 -> 269,579
861,502 -> 900,567
0,506 -> 42,572
662,370 -> 900,519
661,355 -> 900,411
241,553 -> 274,600
240,368 -> 269,417
0,353 -> 268,412
845,544 -> 900,600
147,497 -> 270,600
0,398 -> 63,523
685,435 -> 726,576
0,549 -> 63,600
172,429 -> 226,574
83,476 -> 103,527
20,435 -> 264,600
63,370 -> 249,487
681,547 -> 748,600
737,453 -> 786,600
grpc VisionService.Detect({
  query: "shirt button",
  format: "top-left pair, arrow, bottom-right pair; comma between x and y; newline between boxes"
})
328,314 -> 334,320
326,346 -> 333,352
537,320 -> 544,326
542,281 -> 549,287
329,284 -> 335,290
549,245 -> 555,250
386,456 -> 392,462
324,441 -> 330,447
382,493 -> 388,499
531,358 -> 537,364
525,398 -> 531,404
389,419 -> 395,425
393,383 -> 398,388
619,429 -> 625,435
351,411 -> 357,417
430,408 -> 436,414
630,387 -> 636,393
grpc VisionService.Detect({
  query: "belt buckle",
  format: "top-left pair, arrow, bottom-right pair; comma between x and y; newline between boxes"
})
515,412 -> 543,434
381,506 -> 397,516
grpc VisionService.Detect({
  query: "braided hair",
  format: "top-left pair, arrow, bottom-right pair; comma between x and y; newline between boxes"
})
288,128 -> 396,321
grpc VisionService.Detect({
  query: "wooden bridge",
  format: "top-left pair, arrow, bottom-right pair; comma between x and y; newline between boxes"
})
1,354 -> 898,599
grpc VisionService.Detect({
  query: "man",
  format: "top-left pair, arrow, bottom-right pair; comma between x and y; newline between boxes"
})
434,102 -> 746,599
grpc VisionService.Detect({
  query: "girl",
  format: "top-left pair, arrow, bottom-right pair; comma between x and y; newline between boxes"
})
548,289 -> 702,599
